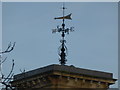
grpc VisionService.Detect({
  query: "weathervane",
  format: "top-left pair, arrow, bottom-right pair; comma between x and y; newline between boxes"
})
52,3 -> 74,65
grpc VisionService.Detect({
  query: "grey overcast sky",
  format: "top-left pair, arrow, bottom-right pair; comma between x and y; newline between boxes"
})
0,2 -> 2,50
1,2 -> 118,88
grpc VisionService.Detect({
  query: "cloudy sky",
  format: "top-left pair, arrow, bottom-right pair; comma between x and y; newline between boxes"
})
1,2 -> 118,88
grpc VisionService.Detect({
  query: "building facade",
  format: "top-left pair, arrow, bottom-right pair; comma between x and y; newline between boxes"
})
11,64 -> 116,89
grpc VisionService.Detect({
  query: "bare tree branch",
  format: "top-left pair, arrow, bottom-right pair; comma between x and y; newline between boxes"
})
1,57 -> 7,64
0,42 -> 16,54
6,42 -> 12,52
6,73 -> 14,83
0,42 -> 16,90
3,59 -> 14,83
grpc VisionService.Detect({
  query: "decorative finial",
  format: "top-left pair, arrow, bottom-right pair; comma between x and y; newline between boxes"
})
52,3 -> 74,65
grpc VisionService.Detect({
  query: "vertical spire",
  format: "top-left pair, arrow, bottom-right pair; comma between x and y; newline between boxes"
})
62,2 -> 65,17
60,3 -> 67,65
62,2 -> 66,24
52,3 -> 74,65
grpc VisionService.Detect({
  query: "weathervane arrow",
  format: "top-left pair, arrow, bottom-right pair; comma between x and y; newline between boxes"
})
54,13 -> 72,20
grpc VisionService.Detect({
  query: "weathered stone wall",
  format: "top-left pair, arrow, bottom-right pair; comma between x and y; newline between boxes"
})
11,71 -> 116,89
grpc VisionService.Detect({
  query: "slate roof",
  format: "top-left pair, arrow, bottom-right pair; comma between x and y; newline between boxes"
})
13,64 -> 114,81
